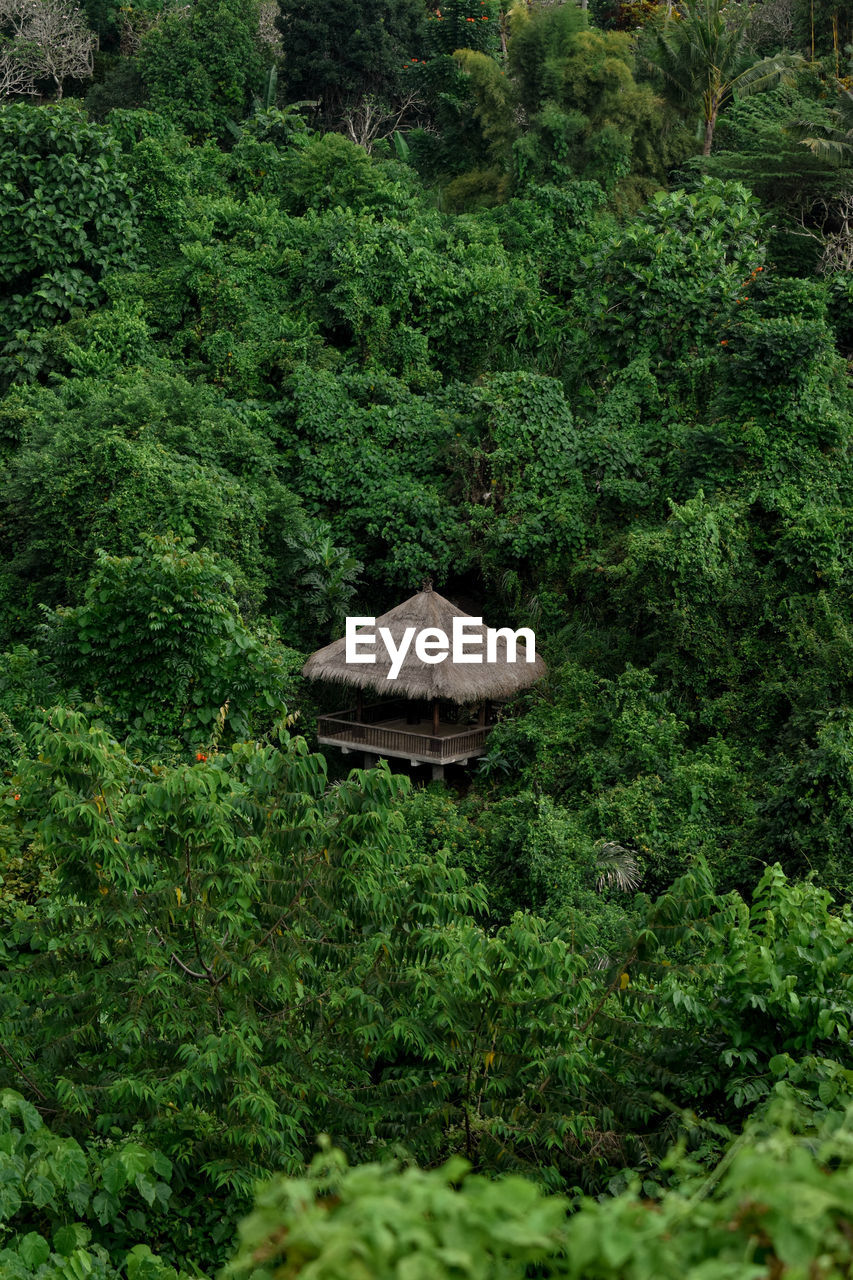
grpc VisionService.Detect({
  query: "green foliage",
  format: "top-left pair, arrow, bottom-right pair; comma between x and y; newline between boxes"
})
44,536 -> 302,739
441,165 -> 510,213
507,5 -> 680,197
419,3 -> 681,199
404,0 -> 503,184
226,1144 -> 571,1280
691,85 -> 846,275
638,0 -> 804,155
686,865 -> 853,1110
452,50 -> 517,164
107,161 -> 538,393
484,663 -> 754,893
226,1105 -> 853,1279
0,370 -> 307,630
269,132 -> 418,216
462,372 -> 588,578
568,178 -> 764,385
85,52 -> 147,119
507,2 -> 589,118
0,712 -> 485,1251
0,105 -> 139,363
5,703 -> 853,1265
279,367 -> 467,589
4,14 -> 853,1275
281,526 -> 362,641
104,110 -> 196,257
454,788 -> 640,944
277,0 -> 426,118
0,646 -> 58,772
427,0 -> 502,61
278,206 -> 537,377
137,0 -> 264,141
0,1090 -> 199,1280
80,0 -> 166,48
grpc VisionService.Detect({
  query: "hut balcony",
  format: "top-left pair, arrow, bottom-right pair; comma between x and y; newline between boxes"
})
316,697 -> 492,767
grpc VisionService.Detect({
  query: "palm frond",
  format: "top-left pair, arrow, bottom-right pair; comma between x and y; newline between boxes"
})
595,842 -> 642,894
730,53 -> 804,99
786,101 -> 853,166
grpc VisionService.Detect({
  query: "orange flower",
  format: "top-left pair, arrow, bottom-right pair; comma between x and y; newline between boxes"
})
196,752 -> 207,762
720,340 -> 728,346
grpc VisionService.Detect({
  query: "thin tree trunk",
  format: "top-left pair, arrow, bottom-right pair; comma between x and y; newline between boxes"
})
702,111 -> 715,156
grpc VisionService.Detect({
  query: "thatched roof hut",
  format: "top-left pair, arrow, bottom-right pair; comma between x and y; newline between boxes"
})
302,586 -> 546,703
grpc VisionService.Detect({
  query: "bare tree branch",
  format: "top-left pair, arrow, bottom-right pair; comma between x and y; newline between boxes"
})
0,0 -> 96,100
340,92 -> 424,154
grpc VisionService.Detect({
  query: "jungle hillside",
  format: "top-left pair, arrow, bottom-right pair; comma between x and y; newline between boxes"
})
2,0 -> 853,1274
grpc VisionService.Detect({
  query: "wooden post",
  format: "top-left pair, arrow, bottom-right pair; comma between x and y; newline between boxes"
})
356,690 -> 364,722
478,702 -> 486,726
432,697 -> 440,736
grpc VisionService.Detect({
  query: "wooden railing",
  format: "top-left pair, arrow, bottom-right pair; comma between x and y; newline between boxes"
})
317,711 -> 491,762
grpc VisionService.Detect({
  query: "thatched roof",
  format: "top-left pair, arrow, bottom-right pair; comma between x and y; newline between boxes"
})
302,587 -> 547,702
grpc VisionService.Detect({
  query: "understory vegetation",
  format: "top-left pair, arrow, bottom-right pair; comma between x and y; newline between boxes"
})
2,0 -> 853,1273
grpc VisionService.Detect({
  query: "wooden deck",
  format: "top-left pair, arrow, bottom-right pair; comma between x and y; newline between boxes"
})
317,701 -> 492,766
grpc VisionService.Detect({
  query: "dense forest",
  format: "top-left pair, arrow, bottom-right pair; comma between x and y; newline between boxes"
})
2,0 -> 853,1273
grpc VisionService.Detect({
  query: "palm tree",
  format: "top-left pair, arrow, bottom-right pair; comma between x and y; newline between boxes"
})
641,0 -> 804,156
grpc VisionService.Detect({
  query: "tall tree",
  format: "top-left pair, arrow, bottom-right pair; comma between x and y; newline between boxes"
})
137,0 -> 264,140
0,0 -> 95,99
641,0 -> 803,155
276,0 -> 426,120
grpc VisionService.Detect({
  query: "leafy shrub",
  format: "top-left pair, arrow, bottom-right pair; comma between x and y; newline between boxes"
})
0,1089 -> 198,1280
279,367 -> 467,590
136,0 -> 264,141
0,370 -> 307,629
225,1105 -> 853,1280
0,104 -> 139,360
486,663 -> 754,892
462,372 -> 588,580
44,536 -> 302,739
567,178 -> 764,388
277,0 -> 426,119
